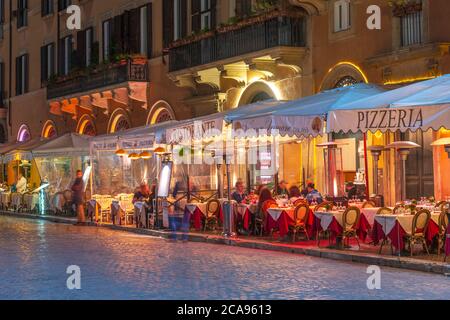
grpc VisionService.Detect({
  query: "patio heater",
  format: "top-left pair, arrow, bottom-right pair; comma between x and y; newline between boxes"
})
367,145 -> 385,195
222,151 -> 236,238
431,137 -> 450,158
154,146 -> 167,229
386,141 -> 420,201
316,142 -> 347,198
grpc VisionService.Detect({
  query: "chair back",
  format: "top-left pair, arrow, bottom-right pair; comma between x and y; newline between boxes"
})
439,210 -> 449,234
314,201 -> 335,212
376,207 -> 393,215
412,209 -> 431,236
206,199 -> 221,218
262,199 -> 278,213
362,201 -> 376,208
342,207 -> 360,231
294,203 -> 310,224
294,198 -> 307,206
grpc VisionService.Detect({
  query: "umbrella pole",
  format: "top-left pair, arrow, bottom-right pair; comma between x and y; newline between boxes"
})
363,133 -> 370,201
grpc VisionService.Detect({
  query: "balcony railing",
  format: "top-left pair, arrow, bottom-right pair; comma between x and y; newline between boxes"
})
168,14 -> 306,72
47,59 -> 148,100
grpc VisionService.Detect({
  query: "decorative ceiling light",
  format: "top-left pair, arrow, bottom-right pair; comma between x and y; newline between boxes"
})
139,151 -> 152,159
115,149 -> 127,157
154,147 -> 166,155
128,152 -> 139,160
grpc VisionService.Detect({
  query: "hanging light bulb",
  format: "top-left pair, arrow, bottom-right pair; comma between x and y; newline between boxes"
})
154,147 -> 166,155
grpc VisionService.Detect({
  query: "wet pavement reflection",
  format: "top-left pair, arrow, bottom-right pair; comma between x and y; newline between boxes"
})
0,216 -> 449,300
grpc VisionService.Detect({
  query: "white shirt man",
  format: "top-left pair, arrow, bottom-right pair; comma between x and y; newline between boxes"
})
16,175 -> 27,193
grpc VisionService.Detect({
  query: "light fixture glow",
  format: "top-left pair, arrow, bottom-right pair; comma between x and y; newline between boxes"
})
139,151 -> 152,159
128,153 -> 139,160
115,149 -> 127,157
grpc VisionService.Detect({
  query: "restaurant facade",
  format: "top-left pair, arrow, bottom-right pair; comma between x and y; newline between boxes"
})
0,0 -> 449,204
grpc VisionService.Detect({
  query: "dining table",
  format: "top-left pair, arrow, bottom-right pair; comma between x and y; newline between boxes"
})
313,209 -> 371,241
266,206 -> 315,238
183,202 -> 208,230
371,211 -> 441,251
236,203 -> 257,231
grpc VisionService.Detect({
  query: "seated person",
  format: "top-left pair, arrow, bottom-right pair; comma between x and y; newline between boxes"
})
273,180 -> 289,197
133,183 -> 150,204
306,183 -> 324,204
231,180 -> 247,204
16,171 -> 27,194
289,185 -> 301,199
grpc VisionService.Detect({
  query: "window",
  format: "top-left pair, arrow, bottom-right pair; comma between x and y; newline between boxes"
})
200,0 -> 211,30
17,0 -> 28,29
60,36 -> 72,75
42,0 -> 54,16
58,0 -> 71,11
139,5 -> 152,57
400,10 -> 423,47
0,62 -> 4,99
234,0 -> 252,17
102,19 -> 112,61
0,0 -> 5,40
173,0 -> 183,40
41,43 -> 55,82
16,54 -> 28,95
334,0 -> 351,32
85,28 -> 93,66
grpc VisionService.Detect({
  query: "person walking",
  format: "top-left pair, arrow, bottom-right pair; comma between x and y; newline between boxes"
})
71,170 -> 85,225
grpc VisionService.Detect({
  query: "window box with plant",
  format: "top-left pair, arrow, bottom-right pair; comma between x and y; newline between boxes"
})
389,0 -> 422,17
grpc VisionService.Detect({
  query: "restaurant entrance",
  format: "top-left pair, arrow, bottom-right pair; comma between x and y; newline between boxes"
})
402,130 -> 435,198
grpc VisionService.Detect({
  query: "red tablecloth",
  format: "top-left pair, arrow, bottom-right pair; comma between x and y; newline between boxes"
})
371,219 -> 440,251
266,209 -> 314,238
183,207 -> 204,230
237,207 -> 252,230
313,212 -> 370,241
445,224 -> 450,256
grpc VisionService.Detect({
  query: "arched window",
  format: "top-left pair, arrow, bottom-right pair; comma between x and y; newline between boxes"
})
250,91 -> 272,104
42,121 -> 57,139
334,76 -> 359,88
147,101 -> 176,125
109,113 -> 131,133
77,116 -> 97,136
17,125 -> 31,142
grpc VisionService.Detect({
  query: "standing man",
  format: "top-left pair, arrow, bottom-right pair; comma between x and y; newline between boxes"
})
16,170 -> 27,194
71,170 -> 85,225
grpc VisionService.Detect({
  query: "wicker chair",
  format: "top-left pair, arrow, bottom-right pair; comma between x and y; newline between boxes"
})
290,203 -> 310,242
204,199 -> 221,231
438,209 -> 449,257
255,200 -> 277,236
314,201 -> 336,212
342,207 -> 361,249
362,201 -> 376,208
377,207 -> 393,215
404,209 -> 431,257
293,198 -> 307,206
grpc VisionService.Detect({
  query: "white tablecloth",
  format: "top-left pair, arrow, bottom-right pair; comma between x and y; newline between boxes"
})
267,207 -> 295,222
375,213 -> 440,235
361,208 -> 380,226
23,194 -> 39,211
185,203 -> 208,216
314,211 -> 345,230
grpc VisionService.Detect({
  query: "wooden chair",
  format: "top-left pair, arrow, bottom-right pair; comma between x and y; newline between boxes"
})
362,201 -> 376,208
342,207 -> 361,249
204,199 -> 221,231
290,203 -> 310,242
437,209 -> 449,257
293,198 -> 307,206
255,200 -> 277,236
404,209 -> 431,257
314,201 -> 335,212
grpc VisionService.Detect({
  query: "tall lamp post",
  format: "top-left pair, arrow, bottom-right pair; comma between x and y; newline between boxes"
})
386,141 -> 420,201
367,145 -> 385,196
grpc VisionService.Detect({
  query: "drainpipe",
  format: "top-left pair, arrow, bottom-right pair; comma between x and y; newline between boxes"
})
7,0 -> 12,138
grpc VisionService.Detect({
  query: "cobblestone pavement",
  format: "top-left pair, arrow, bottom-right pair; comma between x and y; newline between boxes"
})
0,216 -> 449,300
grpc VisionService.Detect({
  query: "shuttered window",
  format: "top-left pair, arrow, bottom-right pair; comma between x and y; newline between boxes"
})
192,0 -> 216,33
139,4 -> 152,57
41,43 -> 55,82
59,35 -> 72,75
235,0 -> 252,17
334,0 -> 351,32
401,10 -> 423,47
58,0 -> 71,11
16,54 -> 29,95
42,0 -> 53,16
102,19 -> 112,61
17,0 -> 28,28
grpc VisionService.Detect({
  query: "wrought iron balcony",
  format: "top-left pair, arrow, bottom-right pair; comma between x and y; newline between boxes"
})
47,58 -> 148,100
168,13 -> 306,73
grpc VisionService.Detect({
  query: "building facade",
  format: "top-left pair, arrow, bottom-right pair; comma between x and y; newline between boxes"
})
0,0 -> 449,200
